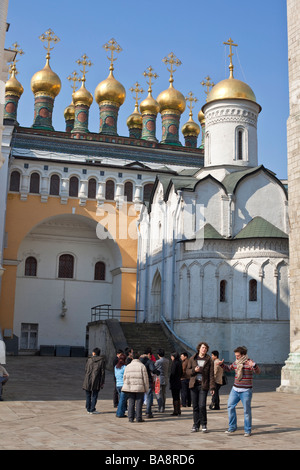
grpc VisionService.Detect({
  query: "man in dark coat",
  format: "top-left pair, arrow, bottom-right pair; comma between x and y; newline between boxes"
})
83,347 -> 105,414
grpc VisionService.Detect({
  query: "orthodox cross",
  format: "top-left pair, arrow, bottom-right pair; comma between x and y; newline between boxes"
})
103,38 -> 122,71
143,66 -> 158,93
76,54 -> 92,82
129,82 -> 144,108
185,91 -> 198,117
8,42 -> 24,69
223,37 -> 238,77
162,52 -> 182,82
67,70 -> 80,94
201,76 -> 215,100
39,29 -> 60,60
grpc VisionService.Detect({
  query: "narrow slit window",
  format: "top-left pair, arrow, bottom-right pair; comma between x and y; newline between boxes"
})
69,176 -> 79,197
9,170 -> 21,192
88,178 -> 96,199
30,172 -> 40,194
50,174 -> 60,195
220,280 -> 227,302
105,180 -> 115,200
249,279 -> 257,301
238,129 -> 243,160
124,181 -> 133,202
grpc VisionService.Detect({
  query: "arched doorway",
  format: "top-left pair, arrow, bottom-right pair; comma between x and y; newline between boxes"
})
151,270 -> 161,322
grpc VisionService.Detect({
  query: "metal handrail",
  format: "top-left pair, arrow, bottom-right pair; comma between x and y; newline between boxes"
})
91,304 -> 143,322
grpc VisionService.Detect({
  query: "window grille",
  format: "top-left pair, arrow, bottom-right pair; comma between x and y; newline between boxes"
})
58,254 -> 74,279
94,261 -> 105,281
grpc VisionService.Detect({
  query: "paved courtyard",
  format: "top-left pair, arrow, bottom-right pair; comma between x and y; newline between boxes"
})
0,356 -> 299,452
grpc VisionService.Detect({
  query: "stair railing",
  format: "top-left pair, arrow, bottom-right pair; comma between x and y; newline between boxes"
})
91,304 -> 143,322
160,314 -> 195,352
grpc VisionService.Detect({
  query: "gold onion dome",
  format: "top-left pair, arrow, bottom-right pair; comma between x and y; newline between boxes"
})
94,69 -> 126,106
206,76 -> 257,104
182,115 -> 200,137
31,58 -> 61,98
140,92 -> 160,115
6,67 -> 24,98
157,79 -> 186,114
64,102 -> 75,121
198,109 -> 205,124
72,80 -> 93,107
127,105 -> 142,129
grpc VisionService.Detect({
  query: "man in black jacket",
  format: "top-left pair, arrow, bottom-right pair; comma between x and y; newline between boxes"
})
82,348 -> 106,414
139,347 -> 160,418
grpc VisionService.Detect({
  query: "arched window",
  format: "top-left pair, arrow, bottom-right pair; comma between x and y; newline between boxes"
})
69,176 -> 79,197
237,129 -> 244,160
88,178 -> 96,199
124,181 -> 133,202
249,279 -> 257,301
105,180 -> 115,200
50,174 -> 60,195
58,254 -> 74,279
94,261 -> 105,281
29,172 -> 40,194
220,280 -> 227,302
143,183 -> 154,201
9,170 -> 21,192
25,256 -> 37,277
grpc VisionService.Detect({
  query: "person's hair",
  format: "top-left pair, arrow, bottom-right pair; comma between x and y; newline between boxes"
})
157,348 -> 165,357
234,346 -> 247,356
116,349 -> 124,354
132,351 -> 140,360
125,347 -> 133,356
93,347 -> 100,356
181,351 -> 188,358
196,342 -> 209,352
116,353 -> 126,368
171,351 -> 180,360
144,347 -> 152,355
211,350 -> 219,357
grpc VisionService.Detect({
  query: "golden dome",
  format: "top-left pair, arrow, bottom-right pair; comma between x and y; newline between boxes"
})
72,81 -> 93,107
206,76 -> 257,105
94,70 -> 126,106
140,92 -> 160,115
157,81 -> 186,114
127,105 -> 142,129
31,59 -> 61,98
5,68 -> 24,98
198,109 -> 205,124
182,116 -> 200,137
64,102 -> 75,121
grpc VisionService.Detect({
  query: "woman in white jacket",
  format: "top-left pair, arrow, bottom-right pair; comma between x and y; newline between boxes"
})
122,352 -> 149,422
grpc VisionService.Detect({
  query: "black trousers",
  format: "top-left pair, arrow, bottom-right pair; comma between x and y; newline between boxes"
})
190,382 -> 208,428
180,379 -> 191,406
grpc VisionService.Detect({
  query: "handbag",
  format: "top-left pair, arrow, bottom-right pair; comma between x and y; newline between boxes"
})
154,375 -> 160,395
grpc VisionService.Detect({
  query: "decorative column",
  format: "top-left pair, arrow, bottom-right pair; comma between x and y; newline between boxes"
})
71,55 -> 93,138
31,29 -> 61,131
127,82 -> 143,139
140,66 -> 160,142
181,91 -> 200,148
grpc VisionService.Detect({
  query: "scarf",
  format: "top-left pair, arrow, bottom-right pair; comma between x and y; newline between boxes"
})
236,354 -> 248,381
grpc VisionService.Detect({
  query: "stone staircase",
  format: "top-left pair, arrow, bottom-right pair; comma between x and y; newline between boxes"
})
119,322 -> 180,360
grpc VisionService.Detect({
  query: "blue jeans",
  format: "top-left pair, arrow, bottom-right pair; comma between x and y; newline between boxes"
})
85,390 -> 99,413
116,390 -> 127,417
227,388 -> 253,433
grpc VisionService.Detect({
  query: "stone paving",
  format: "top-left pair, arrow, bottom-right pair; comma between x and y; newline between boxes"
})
0,356 -> 299,452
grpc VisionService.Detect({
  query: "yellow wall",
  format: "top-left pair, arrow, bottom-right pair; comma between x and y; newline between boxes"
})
0,193 -> 139,331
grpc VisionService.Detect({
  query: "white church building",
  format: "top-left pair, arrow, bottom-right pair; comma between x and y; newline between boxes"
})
137,56 -> 289,366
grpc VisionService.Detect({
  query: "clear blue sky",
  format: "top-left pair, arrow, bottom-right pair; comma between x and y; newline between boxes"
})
6,0 -> 289,179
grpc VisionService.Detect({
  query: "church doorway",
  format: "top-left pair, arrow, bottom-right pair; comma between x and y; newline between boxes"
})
151,270 -> 161,322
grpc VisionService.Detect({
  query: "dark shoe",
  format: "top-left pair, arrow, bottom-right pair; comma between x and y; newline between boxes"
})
136,419 -> 145,422
145,413 -> 154,418
128,419 -> 134,422
191,426 -> 199,433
